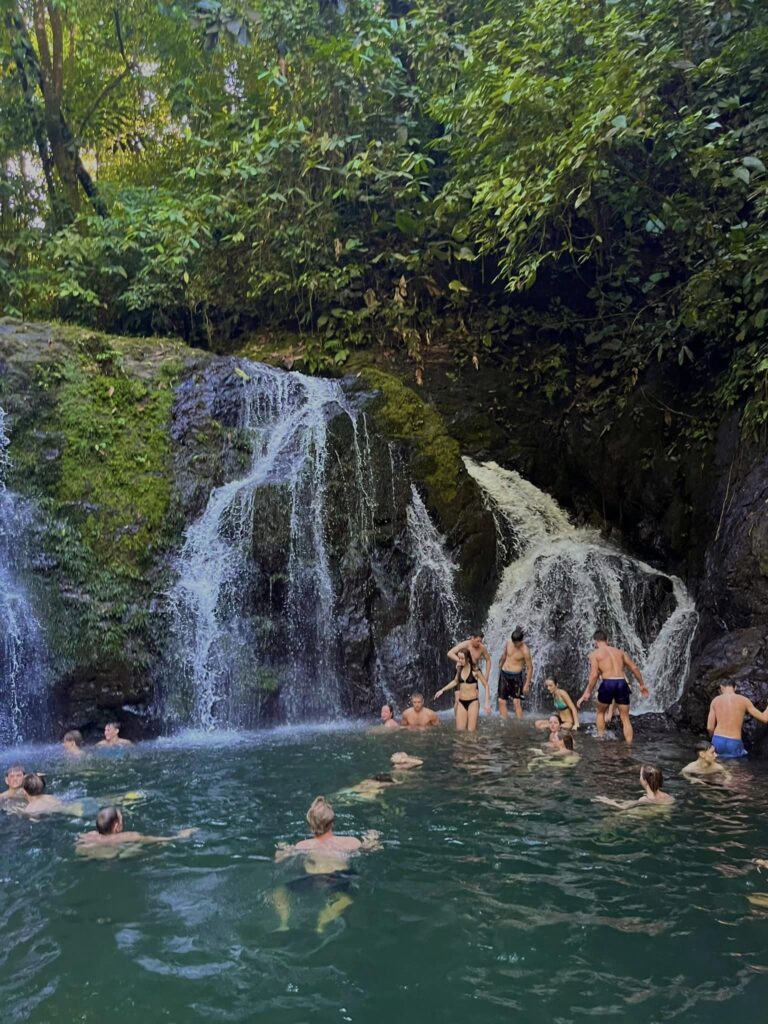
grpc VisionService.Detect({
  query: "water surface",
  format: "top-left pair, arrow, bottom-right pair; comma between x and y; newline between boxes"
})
1,721 -> 767,1023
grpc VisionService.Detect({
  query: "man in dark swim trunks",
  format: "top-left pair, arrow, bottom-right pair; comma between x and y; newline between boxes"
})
577,630 -> 649,743
496,627 -> 533,719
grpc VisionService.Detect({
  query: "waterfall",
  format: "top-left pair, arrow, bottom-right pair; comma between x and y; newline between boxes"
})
167,361 -> 377,729
465,458 -> 698,711
0,408 -> 47,746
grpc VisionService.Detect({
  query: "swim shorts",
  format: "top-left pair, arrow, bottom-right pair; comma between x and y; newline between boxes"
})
287,870 -> 355,895
711,735 -> 748,759
498,670 -> 525,702
597,678 -> 631,706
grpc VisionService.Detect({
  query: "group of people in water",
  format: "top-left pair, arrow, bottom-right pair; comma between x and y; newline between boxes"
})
3,626 -> 768,929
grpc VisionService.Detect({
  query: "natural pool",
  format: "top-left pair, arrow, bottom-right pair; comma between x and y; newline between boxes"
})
1,720 -> 767,1024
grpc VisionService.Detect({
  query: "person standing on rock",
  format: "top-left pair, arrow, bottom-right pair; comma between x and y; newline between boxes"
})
497,627 -> 533,719
576,630 -> 649,743
706,682 -> 768,759
448,632 -> 492,716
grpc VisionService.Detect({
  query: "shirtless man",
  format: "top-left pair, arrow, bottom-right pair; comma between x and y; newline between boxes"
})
448,632 -> 492,714
0,765 -> 27,803
706,682 -> 768,759
96,721 -> 133,748
681,744 -> 729,779
401,692 -> 439,728
273,797 -> 381,933
577,630 -> 649,742
76,806 -> 196,859
62,731 -> 85,757
14,773 -> 82,817
497,627 -> 533,719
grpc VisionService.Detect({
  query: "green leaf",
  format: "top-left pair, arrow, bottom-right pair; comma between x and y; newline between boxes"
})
611,115 -> 627,129
742,156 -> 766,173
733,166 -> 751,184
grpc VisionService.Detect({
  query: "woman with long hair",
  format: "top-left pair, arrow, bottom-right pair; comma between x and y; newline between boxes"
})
535,676 -> 580,731
434,649 -> 489,731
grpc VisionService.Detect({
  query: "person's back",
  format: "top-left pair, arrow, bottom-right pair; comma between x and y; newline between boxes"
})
594,644 -> 626,679
708,683 -> 768,758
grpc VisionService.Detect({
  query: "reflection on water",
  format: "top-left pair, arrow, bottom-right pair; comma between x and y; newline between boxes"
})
1,722 -> 767,1023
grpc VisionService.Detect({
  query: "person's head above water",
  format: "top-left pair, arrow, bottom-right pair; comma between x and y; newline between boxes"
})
410,692 -> 425,712
592,629 -> 608,646
697,744 -> 718,765
22,773 -> 45,797
306,796 -> 335,836
104,721 -> 121,741
63,730 -> 83,749
380,704 -> 395,723
4,765 -> 24,790
510,627 -> 525,644
390,752 -> 424,770
544,677 -> 559,694
96,806 -> 123,835
640,765 -> 663,793
548,713 -> 562,731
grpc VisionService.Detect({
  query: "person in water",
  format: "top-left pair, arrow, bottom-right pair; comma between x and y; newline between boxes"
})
273,796 -> 381,933
379,704 -> 399,729
577,630 -> 650,743
336,752 -> 423,802
448,632 -> 492,703
13,773 -> 84,817
541,713 -> 562,748
535,677 -> 580,731
680,744 -> 729,779
0,765 -> 27,803
434,649 -> 490,730
497,627 -> 533,719
706,682 -> 768,759
96,721 -> 133,748
593,765 -> 674,809
76,806 -> 196,859
401,693 -> 439,728
62,730 -> 85,757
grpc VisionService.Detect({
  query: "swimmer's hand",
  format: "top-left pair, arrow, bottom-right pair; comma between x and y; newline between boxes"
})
275,842 -> 296,863
753,858 -> 768,872
639,683 -> 651,699
176,828 -> 198,840
360,829 -> 382,853
576,691 -> 591,708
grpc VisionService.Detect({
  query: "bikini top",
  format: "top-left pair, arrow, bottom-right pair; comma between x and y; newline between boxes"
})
553,695 -> 568,711
458,668 -> 479,689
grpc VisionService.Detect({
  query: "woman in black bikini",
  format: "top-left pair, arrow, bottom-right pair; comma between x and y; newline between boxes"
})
434,649 -> 489,732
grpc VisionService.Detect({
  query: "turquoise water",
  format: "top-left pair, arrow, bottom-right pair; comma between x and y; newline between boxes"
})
1,720 -> 767,1023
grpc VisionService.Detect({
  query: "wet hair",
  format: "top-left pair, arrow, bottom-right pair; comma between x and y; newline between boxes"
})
545,676 -> 558,689
510,627 -> 525,643
640,765 -> 663,793
306,796 -> 335,836
22,773 -> 45,796
410,692 -> 424,701
5,764 -> 24,778
63,730 -> 83,746
470,629 -> 484,639
549,713 -> 562,724
561,734 -> 575,751
381,703 -> 395,717
371,773 -> 395,784
593,630 -> 608,642
105,721 -> 120,731
96,806 -> 122,835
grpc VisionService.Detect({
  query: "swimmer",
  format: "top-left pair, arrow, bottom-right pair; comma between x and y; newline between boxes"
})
680,744 -> 730,780
577,630 -> 650,743
535,677 -> 580,731
379,704 -> 399,729
529,732 -> 580,768
76,806 -> 197,859
707,682 -> 768,759
0,765 -> 27,803
593,764 -> 674,810
434,649 -> 490,730
96,721 -> 133,748
496,626 -> 532,719
12,773 -> 83,817
401,692 -> 439,728
539,713 -> 562,748
335,753 -> 423,802
390,752 -> 423,770
273,797 -> 381,933
62,730 -> 85,757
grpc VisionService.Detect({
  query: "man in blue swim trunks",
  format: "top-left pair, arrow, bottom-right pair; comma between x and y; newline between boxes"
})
577,630 -> 649,743
707,682 -> 768,759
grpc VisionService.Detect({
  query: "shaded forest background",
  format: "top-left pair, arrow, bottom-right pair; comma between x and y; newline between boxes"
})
2,0 -> 767,438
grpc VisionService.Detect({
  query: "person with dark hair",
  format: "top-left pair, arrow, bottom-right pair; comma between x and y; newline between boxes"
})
434,648 -> 490,731
680,744 -> 730,781
577,630 -> 649,742
535,677 -> 580,731
447,632 -> 492,715
14,773 -> 82,817
706,682 -> 768,759
593,764 -> 674,809
76,806 -> 196,858
96,722 -> 133,748
528,729 -> 579,768
496,627 -> 533,719
401,693 -> 439,728
379,704 -> 399,729
62,730 -> 85,757
0,765 -> 27,803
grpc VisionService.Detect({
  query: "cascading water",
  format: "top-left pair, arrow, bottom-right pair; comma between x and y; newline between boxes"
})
465,458 -> 698,711
0,407 -> 47,746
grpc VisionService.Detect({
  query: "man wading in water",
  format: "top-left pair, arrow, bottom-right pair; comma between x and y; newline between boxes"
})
707,682 -> 768,759
577,630 -> 649,743
497,628 -> 533,719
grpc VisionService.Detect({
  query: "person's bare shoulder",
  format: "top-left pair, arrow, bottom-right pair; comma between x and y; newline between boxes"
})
336,835 -> 363,851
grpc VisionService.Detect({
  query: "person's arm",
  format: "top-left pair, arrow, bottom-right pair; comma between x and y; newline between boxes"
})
139,828 -> 197,846
435,668 -> 460,700
429,710 -> 440,726
578,654 -> 600,707
706,699 -> 717,736
498,643 -> 507,668
592,796 -> 641,810
480,672 -> 491,712
622,652 -> 650,698
562,690 -> 580,729
360,829 -> 382,852
447,641 -> 469,665
743,698 -> 768,724
523,647 -> 533,695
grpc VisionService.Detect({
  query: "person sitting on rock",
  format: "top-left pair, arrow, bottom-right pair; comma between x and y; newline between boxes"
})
707,682 -> 768,759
